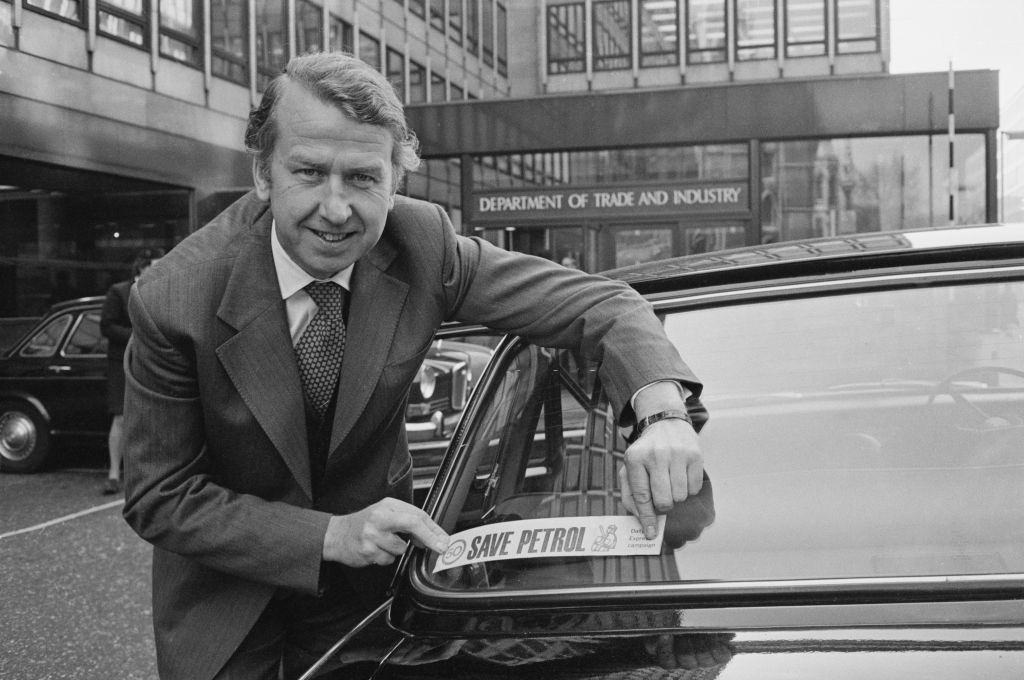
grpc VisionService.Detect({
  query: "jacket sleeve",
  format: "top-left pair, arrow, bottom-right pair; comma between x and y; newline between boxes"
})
433,204 -> 702,424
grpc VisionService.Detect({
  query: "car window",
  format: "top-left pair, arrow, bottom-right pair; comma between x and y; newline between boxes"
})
19,314 -> 72,357
425,276 -> 1024,592
63,311 -> 107,357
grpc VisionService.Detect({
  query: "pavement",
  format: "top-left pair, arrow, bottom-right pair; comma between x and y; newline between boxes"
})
0,467 -> 157,680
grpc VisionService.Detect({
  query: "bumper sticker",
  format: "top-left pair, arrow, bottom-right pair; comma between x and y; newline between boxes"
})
433,515 -> 666,573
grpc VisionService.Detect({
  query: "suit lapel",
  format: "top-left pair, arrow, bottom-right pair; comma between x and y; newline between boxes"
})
214,212 -> 313,500
328,240 -> 409,455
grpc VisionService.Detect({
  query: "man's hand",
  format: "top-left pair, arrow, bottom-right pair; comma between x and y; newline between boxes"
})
620,381 -> 704,539
618,418 -> 703,539
322,497 -> 449,567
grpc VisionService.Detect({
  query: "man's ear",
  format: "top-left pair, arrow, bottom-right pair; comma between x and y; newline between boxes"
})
252,158 -> 271,200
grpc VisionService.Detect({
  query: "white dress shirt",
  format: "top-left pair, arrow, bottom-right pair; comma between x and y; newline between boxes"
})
271,222 -> 353,344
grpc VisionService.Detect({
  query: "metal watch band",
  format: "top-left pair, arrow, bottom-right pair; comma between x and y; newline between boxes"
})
630,408 -> 692,443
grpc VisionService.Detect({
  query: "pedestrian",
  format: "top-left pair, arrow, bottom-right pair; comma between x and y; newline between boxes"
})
122,51 -> 704,680
98,249 -> 160,495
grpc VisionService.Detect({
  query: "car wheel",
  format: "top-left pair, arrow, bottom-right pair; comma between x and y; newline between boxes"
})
0,400 -> 51,473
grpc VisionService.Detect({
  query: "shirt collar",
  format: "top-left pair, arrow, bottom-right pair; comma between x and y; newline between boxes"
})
271,221 -> 353,299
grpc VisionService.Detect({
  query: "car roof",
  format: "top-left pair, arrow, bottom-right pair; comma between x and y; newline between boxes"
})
602,223 -> 1024,295
45,295 -> 105,312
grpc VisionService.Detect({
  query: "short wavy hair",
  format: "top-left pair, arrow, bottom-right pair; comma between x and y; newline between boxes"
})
245,52 -> 421,194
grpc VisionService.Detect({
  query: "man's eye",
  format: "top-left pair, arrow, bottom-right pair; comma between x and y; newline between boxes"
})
297,168 -> 324,179
350,173 -> 378,186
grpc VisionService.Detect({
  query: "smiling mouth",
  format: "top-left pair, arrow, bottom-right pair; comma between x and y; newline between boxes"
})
310,228 -> 351,244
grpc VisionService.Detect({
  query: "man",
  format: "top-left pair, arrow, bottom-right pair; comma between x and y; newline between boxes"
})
122,52 -> 703,680
99,249 -> 161,495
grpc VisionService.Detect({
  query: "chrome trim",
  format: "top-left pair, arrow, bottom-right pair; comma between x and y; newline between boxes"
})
297,599 -> 392,680
646,264 -> 1024,311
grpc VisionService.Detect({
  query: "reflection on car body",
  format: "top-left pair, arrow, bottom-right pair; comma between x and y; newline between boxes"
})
304,224 -> 1024,679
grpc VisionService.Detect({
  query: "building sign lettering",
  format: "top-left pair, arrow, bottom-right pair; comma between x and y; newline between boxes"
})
472,182 -> 748,223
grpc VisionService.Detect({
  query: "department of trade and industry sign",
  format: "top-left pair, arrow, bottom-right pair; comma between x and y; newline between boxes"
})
471,182 -> 748,223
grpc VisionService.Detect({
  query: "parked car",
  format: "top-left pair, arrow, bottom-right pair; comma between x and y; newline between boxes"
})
299,223 -> 1024,678
0,300 -> 493,474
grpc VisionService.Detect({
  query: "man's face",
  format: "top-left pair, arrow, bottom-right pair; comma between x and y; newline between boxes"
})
254,80 -> 395,279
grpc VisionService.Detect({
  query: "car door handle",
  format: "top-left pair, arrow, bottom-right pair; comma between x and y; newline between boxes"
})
47,365 -> 72,374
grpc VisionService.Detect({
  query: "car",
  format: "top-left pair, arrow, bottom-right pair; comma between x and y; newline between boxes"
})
298,223 -> 1024,679
0,300 -> 494,475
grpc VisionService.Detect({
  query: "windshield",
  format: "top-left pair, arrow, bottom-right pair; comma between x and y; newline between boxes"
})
426,276 -> 1024,591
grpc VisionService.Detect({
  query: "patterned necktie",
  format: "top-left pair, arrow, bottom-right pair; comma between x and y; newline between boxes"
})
295,281 -> 347,420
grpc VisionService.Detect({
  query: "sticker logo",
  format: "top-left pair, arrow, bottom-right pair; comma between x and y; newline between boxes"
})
592,524 -> 618,552
441,539 -> 466,566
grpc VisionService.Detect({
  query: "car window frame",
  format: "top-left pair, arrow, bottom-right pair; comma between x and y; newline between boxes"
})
61,309 -> 107,359
18,312 -> 74,358
391,262 -> 1024,633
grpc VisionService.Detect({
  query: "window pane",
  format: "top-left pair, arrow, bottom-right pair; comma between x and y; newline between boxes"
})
0,1 -> 14,46
614,228 -> 673,267
639,0 -> 679,68
548,2 -> 586,74
359,32 -> 381,69
496,2 -> 507,75
481,0 -> 493,65
329,15 -> 353,52
430,71 -> 446,102
65,312 -> 107,356
211,0 -> 247,82
592,0 -> 631,71
760,135 -> 986,244
160,0 -> 196,35
466,0 -> 479,54
409,60 -> 426,103
255,0 -> 288,89
295,0 -> 323,55
687,0 -> 725,63
430,0 -> 444,31
387,48 -> 405,102
25,0 -> 81,20
451,82 -> 464,100
836,0 -> 878,53
160,33 -> 200,63
449,0 -> 462,43
98,10 -> 146,45
735,0 -> 775,60
21,315 -> 72,358
786,0 -> 825,56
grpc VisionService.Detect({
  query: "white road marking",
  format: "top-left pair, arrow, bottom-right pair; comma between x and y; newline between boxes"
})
0,499 -> 124,540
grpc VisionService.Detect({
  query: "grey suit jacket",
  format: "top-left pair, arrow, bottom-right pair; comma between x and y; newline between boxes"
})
122,192 -> 700,679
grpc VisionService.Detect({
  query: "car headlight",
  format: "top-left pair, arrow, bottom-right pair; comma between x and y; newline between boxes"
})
418,364 -> 439,400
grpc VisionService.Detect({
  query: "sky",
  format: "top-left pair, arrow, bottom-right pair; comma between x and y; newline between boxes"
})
888,0 -> 1024,110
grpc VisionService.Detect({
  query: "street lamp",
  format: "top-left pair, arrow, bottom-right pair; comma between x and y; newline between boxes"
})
1000,130 -> 1024,223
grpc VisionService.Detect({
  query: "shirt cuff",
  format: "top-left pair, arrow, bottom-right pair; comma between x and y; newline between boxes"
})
629,380 -> 691,412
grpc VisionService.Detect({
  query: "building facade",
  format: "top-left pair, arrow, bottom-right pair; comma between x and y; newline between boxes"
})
0,0 -> 1001,317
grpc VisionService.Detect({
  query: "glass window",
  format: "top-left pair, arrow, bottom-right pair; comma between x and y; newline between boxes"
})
64,312 -> 107,357
614,227 -> 674,267
295,0 -> 322,55
255,0 -> 288,91
409,0 -> 425,19
21,315 -> 72,358
639,0 -> 679,68
481,0 -> 493,66
465,0 -> 479,55
329,14 -> 353,53
430,71 -> 447,102
409,59 -> 427,103
547,2 -> 586,74
0,1 -> 14,46
211,0 -> 247,84
760,134 -> 986,244
592,0 -> 631,71
449,0 -> 463,44
25,0 -> 81,22
427,276 -> 1024,591
786,0 -> 826,57
359,32 -> 381,69
835,0 -> 878,53
496,2 -> 507,75
159,0 -> 201,66
98,0 -> 147,47
430,0 -> 445,31
451,82 -> 464,100
734,0 -> 775,61
687,0 -> 726,64
387,47 -> 405,102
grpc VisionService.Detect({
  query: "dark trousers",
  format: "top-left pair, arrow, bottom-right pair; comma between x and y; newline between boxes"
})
212,587 -> 386,680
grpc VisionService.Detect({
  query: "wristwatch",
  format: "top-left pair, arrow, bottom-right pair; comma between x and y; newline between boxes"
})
628,408 -> 692,444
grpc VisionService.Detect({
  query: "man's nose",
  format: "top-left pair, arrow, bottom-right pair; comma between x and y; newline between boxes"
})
319,176 -> 352,224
